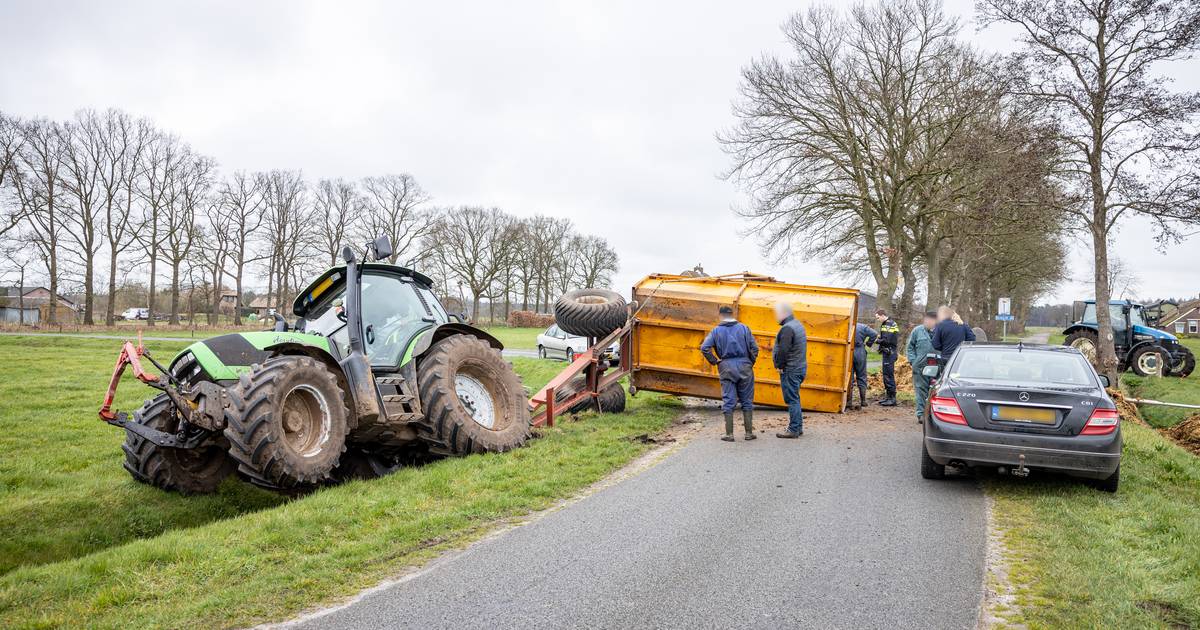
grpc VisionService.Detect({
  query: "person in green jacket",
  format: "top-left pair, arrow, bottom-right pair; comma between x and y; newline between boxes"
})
906,311 -> 938,422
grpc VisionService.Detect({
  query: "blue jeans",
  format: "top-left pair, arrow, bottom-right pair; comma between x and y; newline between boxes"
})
718,361 -> 755,413
780,368 -> 805,433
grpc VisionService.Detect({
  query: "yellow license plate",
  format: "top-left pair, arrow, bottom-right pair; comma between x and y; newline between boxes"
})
991,405 -> 1056,424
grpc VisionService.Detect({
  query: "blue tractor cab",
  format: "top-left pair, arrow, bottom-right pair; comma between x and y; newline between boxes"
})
1063,299 -> 1194,377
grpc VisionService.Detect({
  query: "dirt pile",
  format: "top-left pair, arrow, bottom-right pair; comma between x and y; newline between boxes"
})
1165,415 -> 1200,456
1107,388 -> 1149,426
868,355 -> 913,393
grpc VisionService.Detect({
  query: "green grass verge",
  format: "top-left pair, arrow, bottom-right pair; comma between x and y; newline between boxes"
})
0,335 -> 677,629
988,422 -> 1200,628
482,326 -> 543,350
1124,374 -> 1200,429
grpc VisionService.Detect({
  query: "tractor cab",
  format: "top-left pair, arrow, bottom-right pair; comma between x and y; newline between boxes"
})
292,264 -> 449,370
1064,299 -> 1194,377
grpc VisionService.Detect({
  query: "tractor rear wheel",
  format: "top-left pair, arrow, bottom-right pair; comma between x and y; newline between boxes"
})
554,288 -> 627,338
122,393 -> 234,494
416,334 -> 531,455
1130,345 -> 1166,377
223,355 -> 349,488
1065,330 -> 1100,365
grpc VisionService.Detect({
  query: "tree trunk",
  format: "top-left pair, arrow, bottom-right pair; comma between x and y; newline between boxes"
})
105,250 -> 118,326
169,261 -> 181,325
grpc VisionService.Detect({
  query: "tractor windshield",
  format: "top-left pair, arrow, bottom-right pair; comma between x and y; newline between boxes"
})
1081,303 -> 1139,331
302,270 -> 447,367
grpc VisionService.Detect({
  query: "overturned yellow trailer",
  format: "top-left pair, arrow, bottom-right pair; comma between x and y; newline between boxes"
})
629,273 -> 859,413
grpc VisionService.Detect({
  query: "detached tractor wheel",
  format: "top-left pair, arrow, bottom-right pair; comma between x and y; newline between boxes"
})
558,379 -> 628,414
1168,348 -> 1195,378
122,393 -> 234,494
1065,329 -> 1100,366
1130,345 -> 1166,377
416,334 -> 531,455
554,288 -> 628,338
223,355 -> 349,489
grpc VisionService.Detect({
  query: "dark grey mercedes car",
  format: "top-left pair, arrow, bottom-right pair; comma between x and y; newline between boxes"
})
921,343 -> 1122,492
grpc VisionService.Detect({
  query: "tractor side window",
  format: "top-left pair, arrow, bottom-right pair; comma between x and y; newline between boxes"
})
1109,305 -> 1127,332
360,273 -> 437,367
1082,303 -> 1097,323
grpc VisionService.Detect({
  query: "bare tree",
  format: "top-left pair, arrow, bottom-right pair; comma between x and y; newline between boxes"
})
573,234 -> 620,288
359,174 -> 431,264
217,171 -> 265,325
161,151 -> 213,324
721,0 -> 996,312
0,111 -> 25,238
58,112 -> 108,324
314,178 -> 361,265
137,131 -> 184,326
978,0 -> 1200,381
13,118 -> 66,324
96,112 -> 151,325
261,170 -> 313,314
427,206 -> 518,321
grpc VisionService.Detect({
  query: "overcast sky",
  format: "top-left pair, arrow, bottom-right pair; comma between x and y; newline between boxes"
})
2,0 -> 1196,304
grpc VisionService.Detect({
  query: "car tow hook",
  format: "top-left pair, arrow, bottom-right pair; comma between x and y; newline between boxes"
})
1011,454 -> 1030,478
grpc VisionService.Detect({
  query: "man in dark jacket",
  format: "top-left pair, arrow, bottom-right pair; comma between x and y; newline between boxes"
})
700,305 -> 760,442
772,302 -> 807,438
875,309 -> 901,406
931,305 -> 976,360
849,321 -> 878,410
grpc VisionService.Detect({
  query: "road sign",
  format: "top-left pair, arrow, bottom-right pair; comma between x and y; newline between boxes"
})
998,297 -> 1011,316
995,314 -> 1015,321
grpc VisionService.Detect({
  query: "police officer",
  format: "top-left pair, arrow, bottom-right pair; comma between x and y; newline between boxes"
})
700,305 -> 760,442
875,309 -> 900,406
849,320 -> 878,410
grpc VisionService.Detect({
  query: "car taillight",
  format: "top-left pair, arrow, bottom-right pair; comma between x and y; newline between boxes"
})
930,396 -> 966,425
1081,408 -> 1120,435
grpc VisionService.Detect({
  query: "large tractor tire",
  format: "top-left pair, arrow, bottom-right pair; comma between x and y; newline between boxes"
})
1130,345 -> 1167,377
554,288 -> 627,338
122,393 -> 234,494
223,355 -> 349,489
1065,329 -> 1100,365
416,334 -> 531,455
1167,347 -> 1196,378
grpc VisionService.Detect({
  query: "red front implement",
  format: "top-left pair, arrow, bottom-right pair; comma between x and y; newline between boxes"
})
98,334 -> 163,423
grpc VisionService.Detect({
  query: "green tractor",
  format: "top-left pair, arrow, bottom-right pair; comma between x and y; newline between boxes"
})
99,237 -> 531,493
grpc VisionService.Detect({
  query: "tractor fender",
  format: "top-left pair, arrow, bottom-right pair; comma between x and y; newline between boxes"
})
413,322 -> 504,359
1128,338 -> 1165,356
1062,323 -> 1097,339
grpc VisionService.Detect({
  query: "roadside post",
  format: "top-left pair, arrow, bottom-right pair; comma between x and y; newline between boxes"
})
996,297 -> 1013,341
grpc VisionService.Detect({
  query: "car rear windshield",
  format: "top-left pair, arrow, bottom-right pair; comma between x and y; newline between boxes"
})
950,348 -> 1096,386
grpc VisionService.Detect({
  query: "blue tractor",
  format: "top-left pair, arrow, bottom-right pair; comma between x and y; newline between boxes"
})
1063,300 -> 1195,378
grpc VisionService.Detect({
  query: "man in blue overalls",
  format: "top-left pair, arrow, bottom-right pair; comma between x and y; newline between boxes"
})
700,305 -> 760,442
849,321 -> 878,410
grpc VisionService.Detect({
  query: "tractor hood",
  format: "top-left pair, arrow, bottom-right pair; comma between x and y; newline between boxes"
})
1134,324 -> 1176,342
170,331 -> 334,381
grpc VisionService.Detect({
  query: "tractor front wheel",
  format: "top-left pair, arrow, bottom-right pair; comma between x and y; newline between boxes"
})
122,393 -> 234,494
223,355 -> 349,489
1168,347 -> 1196,378
416,334 -> 531,455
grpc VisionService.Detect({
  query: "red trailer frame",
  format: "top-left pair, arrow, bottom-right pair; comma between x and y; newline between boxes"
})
528,319 -> 635,427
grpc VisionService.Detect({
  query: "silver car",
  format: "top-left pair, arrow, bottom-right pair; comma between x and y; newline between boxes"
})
536,324 -> 619,361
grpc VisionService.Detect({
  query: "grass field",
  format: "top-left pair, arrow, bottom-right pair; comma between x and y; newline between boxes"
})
988,421 -> 1200,628
0,335 -> 677,629
481,326 -> 542,350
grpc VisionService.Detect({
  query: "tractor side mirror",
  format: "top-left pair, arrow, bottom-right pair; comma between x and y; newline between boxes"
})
1098,374 -> 1110,388
922,364 -> 940,378
369,235 -> 393,262
341,245 -> 357,264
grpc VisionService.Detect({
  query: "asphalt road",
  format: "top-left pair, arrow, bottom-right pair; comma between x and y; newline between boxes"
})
289,407 -> 987,630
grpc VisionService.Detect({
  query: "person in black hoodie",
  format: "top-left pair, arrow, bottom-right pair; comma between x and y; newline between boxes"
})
931,305 -> 976,361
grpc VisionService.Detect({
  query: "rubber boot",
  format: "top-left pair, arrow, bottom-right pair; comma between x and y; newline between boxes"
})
858,385 -> 868,411
722,412 -> 735,442
880,395 -> 897,407
742,409 -> 756,440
